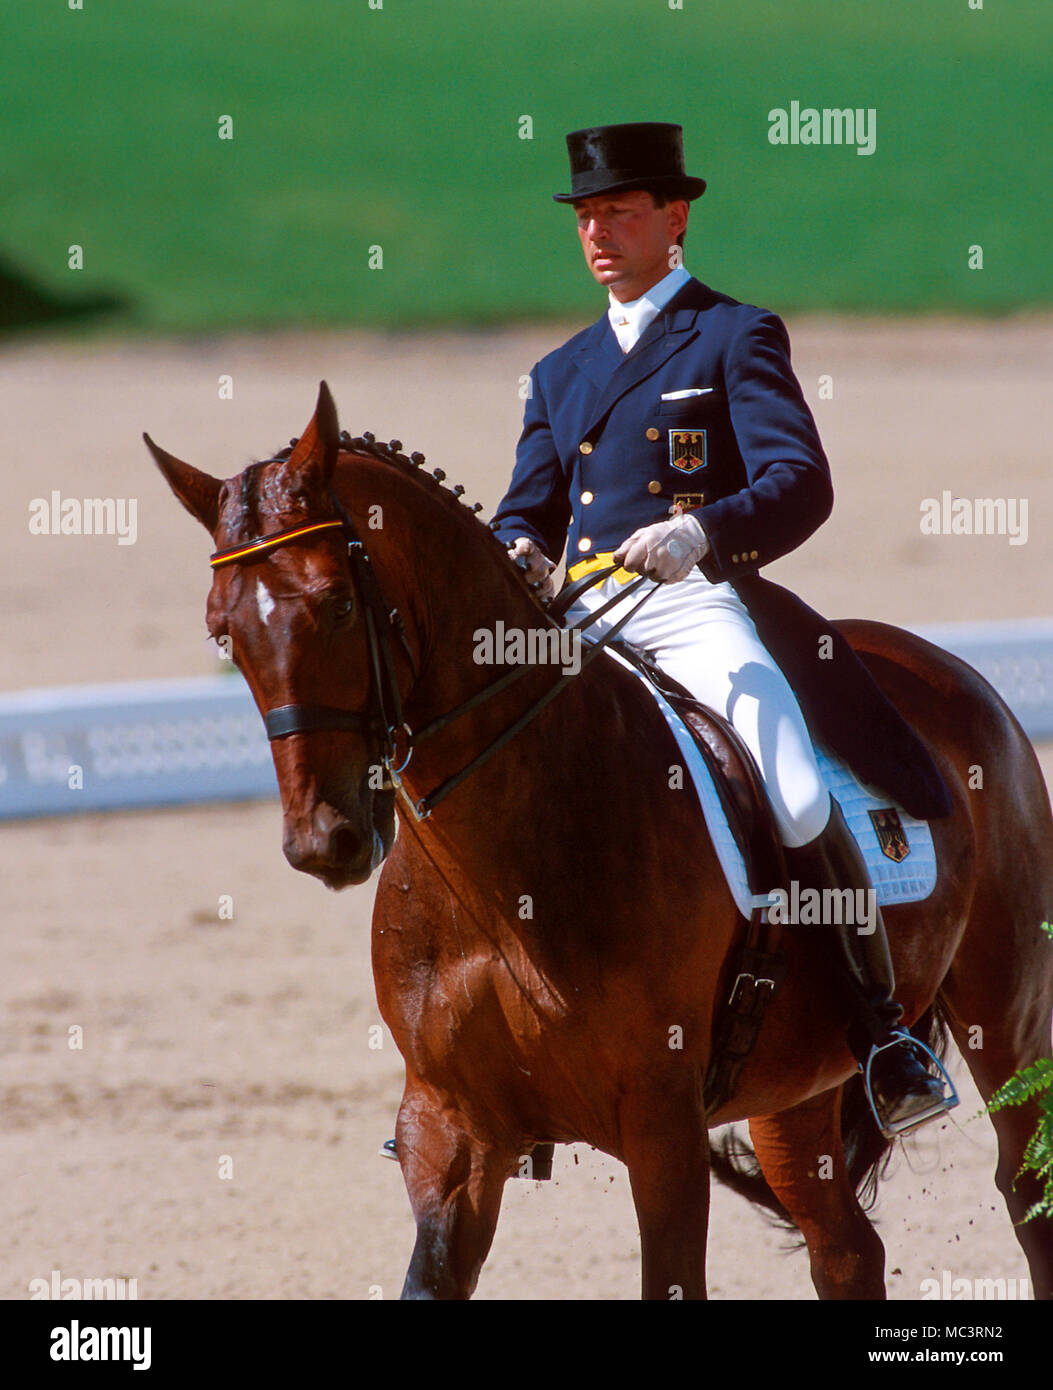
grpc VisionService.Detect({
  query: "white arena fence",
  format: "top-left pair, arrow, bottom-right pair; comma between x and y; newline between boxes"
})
1,618 -> 1051,821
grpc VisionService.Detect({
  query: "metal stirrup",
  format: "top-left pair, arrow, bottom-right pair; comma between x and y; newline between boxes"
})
861,1029 -> 960,1139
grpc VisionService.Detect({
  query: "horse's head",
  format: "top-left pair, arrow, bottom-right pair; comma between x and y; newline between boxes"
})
145,382 -> 399,889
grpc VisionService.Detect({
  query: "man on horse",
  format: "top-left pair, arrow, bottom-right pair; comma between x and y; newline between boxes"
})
490,122 -> 955,1135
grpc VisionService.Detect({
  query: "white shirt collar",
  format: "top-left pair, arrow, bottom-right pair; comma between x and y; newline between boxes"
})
607,265 -> 691,353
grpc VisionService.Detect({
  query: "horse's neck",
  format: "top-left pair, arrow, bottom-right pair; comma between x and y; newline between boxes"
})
341,461 -> 649,884
342,461 -> 618,807
343,461 -> 558,732
402,548 -> 578,799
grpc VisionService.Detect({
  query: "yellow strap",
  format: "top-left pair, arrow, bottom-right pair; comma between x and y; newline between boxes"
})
567,551 -> 638,585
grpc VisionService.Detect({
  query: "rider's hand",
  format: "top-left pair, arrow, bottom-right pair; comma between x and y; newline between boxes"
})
614,512 -> 709,583
508,537 -> 556,602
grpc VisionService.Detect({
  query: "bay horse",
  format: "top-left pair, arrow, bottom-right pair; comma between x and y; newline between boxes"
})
146,382 -> 1053,1300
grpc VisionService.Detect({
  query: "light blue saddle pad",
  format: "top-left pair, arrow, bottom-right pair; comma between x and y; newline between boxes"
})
602,645 -> 937,920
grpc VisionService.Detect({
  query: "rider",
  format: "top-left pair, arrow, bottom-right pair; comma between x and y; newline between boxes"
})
488,122 -> 954,1136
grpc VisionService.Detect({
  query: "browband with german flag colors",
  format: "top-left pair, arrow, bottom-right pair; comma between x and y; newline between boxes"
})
209,519 -> 346,569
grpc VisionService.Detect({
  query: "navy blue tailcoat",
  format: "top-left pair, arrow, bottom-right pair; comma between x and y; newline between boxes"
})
491,276 -> 952,820
491,277 -> 832,581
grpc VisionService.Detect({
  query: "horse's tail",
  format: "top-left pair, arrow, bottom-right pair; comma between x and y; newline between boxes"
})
709,1002 -> 952,1236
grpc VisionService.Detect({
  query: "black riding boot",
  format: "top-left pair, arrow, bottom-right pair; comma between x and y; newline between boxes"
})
784,797 -> 955,1137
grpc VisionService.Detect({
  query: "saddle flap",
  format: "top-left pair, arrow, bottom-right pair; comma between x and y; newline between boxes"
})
607,638 -> 785,896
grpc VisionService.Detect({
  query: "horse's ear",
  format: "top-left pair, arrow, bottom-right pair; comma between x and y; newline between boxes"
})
144,434 -> 222,533
285,380 -> 339,483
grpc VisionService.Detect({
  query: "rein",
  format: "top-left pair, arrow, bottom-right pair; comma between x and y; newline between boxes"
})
210,467 -> 663,822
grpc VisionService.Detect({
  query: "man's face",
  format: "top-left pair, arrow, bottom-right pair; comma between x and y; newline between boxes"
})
573,189 -> 688,302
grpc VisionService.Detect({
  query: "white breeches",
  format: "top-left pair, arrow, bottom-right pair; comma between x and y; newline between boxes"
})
564,567 -> 831,848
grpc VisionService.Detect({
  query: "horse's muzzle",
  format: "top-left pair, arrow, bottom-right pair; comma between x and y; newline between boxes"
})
282,801 -> 389,889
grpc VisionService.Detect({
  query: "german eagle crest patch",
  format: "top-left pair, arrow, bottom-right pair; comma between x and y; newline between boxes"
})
669,430 -> 707,474
868,808 -> 911,862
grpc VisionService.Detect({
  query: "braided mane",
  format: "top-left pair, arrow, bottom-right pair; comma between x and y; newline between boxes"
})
267,429 -> 519,565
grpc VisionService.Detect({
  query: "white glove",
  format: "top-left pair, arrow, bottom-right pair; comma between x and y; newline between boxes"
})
614,512 -> 709,582
507,537 -> 556,601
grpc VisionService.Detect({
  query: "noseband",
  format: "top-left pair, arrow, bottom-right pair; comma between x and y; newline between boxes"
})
210,465 -> 662,821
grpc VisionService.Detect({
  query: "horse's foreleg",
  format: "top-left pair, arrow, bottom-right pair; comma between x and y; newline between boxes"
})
622,1086 -> 711,1300
749,1086 -> 887,1299
396,1082 -> 513,1300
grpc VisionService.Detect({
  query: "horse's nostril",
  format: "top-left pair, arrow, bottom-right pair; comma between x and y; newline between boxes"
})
330,825 -> 359,863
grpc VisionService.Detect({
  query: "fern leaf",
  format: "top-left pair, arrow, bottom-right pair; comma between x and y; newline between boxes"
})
1020,1194 -> 1053,1225
988,1058 -> 1053,1111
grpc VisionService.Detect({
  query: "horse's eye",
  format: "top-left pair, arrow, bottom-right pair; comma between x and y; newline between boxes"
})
331,594 -> 354,622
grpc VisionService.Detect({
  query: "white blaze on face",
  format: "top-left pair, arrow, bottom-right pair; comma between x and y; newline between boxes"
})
256,576 -> 276,626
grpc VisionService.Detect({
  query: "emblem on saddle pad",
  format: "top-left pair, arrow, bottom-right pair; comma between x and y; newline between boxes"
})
669,430 -> 707,473
868,808 -> 911,862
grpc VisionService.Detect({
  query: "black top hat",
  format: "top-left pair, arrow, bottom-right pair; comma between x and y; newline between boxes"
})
552,122 -> 706,204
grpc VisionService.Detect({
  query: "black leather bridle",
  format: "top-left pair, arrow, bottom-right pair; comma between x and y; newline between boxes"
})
210,484 -> 416,784
209,477 -> 662,822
